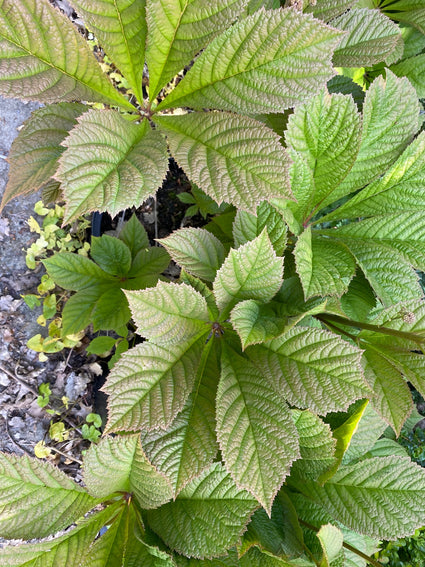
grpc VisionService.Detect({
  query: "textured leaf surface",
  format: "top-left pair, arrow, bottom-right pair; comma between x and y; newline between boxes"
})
331,8 -> 402,67
126,281 -> 210,343
146,463 -> 257,559
160,227 -> 226,281
342,404 -> 387,464
58,111 -> 169,222
291,410 -> 336,480
285,90 -> 360,215
119,213 -> 150,258
217,348 -> 299,512
155,112 -> 292,213
157,8 -> 342,113
1,103 -> 85,208
43,253 -> 114,291
304,0 -> 357,22
294,228 -> 356,299
91,235 -> 132,276
233,202 -> 287,255
0,454 -> 100,540
214,230 -> 284,318
301,456 -> 425,539
317,524 -> 344,566
70,0 -> 147,103
0,0 -> 132,107
379,0 -> 425,33
247,327 -> 368,414
390,52 -> 425,97
327,71 -> 421,201
147,0 -> 247,100
230,300 -> 290,349
83,435 -> 173,508
103,332 -> 207,431
141,340 -> 219,495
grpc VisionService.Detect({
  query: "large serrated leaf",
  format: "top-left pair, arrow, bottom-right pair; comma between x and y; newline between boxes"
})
300,456 -> 425,539
233,202 -> 287,256
0,454 -> 100,540
83,435 -> 173,509
156,8 -> 342,114
304,0 -> 357,22
379,0 -> 425,34
160,227 -> 226,282
217,347 -> 300,513
91,235 -> 132,276
331,8 -> 402,67
214,229 -> 284,319
247,327 -> 368,415
145,462 -> 258,559
155,112 -> 292,213
125,281 -> 210,343
43,253 -> 114,291
147,0 -> 247,100
57,111 -> 169,222
141,339 -> 219,495
285,90 -> 361,216
119,213 -> 150,258
103,331 -> 208,431
390,52 -> 425,97
342,403 -> 387,464
0,0 -> 132,108
70,0 -> 147,104
294,228 -> 356,299
1,103 -> 85,209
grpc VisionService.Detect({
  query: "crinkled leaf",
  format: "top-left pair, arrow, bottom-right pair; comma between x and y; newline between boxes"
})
58,111 -> 169,222
91,235 -> 132,276
174,550 -> 240,566
43,253 -> 114,291
379,0 -> 425,34
390,52 -> 425,97
91,287 -> 132,332
285,90 -> 361,215
340,272 -> 377,322
125,281 -> 210,343
342,403 -> 387,464
103,331 -> 208,431
247,327 -> 368,415
145,462 -> 257,559
119,213 -> 150,259
217,347 -> 300,513
157,8 -> 343,114
327,75 -> 365,109
83,435 -> 173,508
155,112 -> 292,213
0,454 -> 101,540
1,103 -> 85,209
214,229 -> 284,319
160,227 -> 226,282
126,246 -> 170,284
331,8 -> 402,67
299,456 -> 425,539
179,270 -> 220,321
141,339 -> 219,495
294,228 -> 356,299
233,202 -> 287,256
291,410 -> 336,481
304,0 -> 357,22
147,0 -> 248,100
400,23 -> 425,58
70,0 -> 147,103
317,524 -> 344,566
0,0 -> 132,108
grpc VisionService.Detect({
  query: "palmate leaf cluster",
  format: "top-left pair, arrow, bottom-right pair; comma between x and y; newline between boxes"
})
3,0 -> 425,566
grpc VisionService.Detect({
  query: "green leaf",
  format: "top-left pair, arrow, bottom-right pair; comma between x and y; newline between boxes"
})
230,300 -> 291,349
145,462 -> 258,559
1,103 -> 85,209
0,453 -> 100,539
317,524 -> 344,567
83,435 -> 173,508
304,0 -> 357,22
379,0 -> 425,34
157,8 -> 342,114
294,228 -> 356,299
179,270 -> 220,321
331,8 -> 402,67
233,202 -> 287,256
147,0 -> 247,100
0,0 -> 133,108
214,229 -> 284,319
126,246 -> 170,282
61,287 -> 101,335
291,410 -> 336,481
160,227 -> 226,282
327,75 -> 365,109
299,456 -> 425,539
70,0 -> 147,103
125,281 -> 210,343
244,0 -> 279,14
43,253 -> 113,291
58,111 -> 169,222
390,52 -> 425,97
325,71 -> 421,203
342,403 -> 387,464
141,339 -> 219,495
285,90 -> 361,216
91,287 -> 132,332
247,327 -> 368,414
91,235 -> 132,276
103,331 -> 208,431
340,272 -> 377,322
217,347 -> 300,513
155,112 -> 292,213
119,213 -> 150,258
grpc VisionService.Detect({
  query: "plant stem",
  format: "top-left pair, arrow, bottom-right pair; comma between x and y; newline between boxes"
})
298,519 -> 383,567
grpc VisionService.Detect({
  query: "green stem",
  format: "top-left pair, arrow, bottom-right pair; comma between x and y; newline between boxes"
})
298,519 -> 383,567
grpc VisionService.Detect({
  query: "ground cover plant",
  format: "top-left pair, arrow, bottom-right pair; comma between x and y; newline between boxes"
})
2,0 -> 425,565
